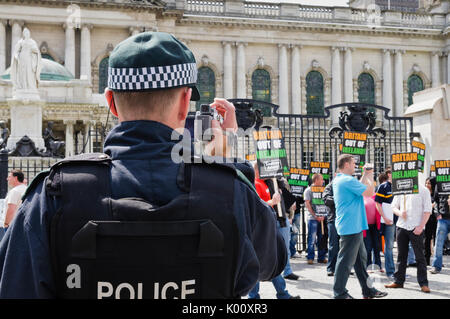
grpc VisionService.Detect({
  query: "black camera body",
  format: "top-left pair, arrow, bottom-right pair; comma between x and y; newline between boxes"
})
194,104 -> 222,142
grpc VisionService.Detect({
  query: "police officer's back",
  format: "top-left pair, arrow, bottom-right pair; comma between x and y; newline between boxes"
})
0,32 -> 286,299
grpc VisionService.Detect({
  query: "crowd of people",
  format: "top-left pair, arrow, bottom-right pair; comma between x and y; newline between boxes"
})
253,155 -> 450,298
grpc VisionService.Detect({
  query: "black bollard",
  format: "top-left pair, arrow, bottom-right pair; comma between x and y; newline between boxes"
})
0,148 -> 8,198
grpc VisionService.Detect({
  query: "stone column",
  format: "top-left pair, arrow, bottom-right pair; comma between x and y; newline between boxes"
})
222,41 -> 233,99
291,45 -> 301,114
278,43 -> 289,114
236,42 -> 247,98
394,49 -> 404,116
0,20 -> 6,73
63,23 -> 76,77
64,120 -> 75,157
80,24 -> 93,82
10,20 -> 24,60
343,47 -> 353,103
382,49 -> 393,111
447,51 -> 450,84
331,46 -> 342,123
431,51 -> 441,88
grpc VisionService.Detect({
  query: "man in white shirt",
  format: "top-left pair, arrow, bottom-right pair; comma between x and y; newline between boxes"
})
0,170 -> 27,240
385,183 -> 432,293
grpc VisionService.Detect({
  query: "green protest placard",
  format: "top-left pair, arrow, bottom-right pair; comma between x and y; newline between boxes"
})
288,167 -> 310,197
309,161 -> 331,184
341,131 -> 367,176
310,186 -> 327,217
391,152 -> 419,195
411,140 -> 425,172
253,127 -> 289,179
435,160 -> 450,195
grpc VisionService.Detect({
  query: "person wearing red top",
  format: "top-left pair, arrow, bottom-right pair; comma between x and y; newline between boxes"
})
363,195 -> 382,270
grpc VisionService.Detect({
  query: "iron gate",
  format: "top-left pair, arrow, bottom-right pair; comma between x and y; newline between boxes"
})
230,99 -> 416,252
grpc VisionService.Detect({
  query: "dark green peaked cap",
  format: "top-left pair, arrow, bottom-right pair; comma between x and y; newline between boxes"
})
108,32 -> 200,101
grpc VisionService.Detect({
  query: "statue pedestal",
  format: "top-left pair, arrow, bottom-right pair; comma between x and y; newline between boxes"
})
6,97 -> 46,151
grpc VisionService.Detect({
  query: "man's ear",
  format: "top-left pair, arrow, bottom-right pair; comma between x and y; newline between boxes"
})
177,87 -> 191,121
105,89 -> 118,118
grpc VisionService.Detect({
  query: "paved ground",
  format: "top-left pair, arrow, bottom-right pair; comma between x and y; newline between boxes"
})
254,251 -> 450,299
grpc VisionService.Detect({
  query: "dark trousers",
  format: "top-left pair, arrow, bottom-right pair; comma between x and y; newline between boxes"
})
333,232 -> 376,298
424,214 -> 437,265
363,224 -> 382,268
394,227 -> 428,287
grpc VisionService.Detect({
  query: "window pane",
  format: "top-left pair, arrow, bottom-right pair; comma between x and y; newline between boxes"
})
252,69 -> 271,116
358,73 -> 375,113
306,71 -> 324,115
196,67 -> 216,111
407,75 -> 424,106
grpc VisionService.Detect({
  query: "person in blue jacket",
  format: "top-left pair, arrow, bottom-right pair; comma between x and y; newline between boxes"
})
0,32 -> 286,298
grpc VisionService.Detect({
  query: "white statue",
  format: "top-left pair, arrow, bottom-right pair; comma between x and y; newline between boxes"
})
10,28 -> 41,95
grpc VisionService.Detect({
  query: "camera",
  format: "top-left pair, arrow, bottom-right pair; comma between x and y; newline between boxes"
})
194,104 -> 223,142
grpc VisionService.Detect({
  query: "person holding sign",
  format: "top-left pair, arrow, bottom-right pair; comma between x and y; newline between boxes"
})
332,154 -> 387,299
304,173 -> 328,265
385,181 -> 432,293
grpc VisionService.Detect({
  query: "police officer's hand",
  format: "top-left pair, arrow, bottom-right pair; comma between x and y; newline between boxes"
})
210,98 -> 238,133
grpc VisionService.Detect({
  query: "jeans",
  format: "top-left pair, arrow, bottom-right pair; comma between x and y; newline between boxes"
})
278,217 -> 293,276
327,220 -> 340,273
432,219 -> 450,271
333,232 -> 377,298
248,275 -> 291,299
380,223 -> 395,276
307,219 -> 327,262
407,243 -> 416,265
363,224 -> 381,268
289,213 -> 301,256
394,227 -> 428,287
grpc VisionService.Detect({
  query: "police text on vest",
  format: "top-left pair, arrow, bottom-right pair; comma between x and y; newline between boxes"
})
97,279 -> 196,299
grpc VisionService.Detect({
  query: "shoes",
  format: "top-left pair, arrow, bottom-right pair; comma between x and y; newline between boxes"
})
429,267 -> 440,274
318,259 -> 328,264
289,295 -> 301,299
421,286 -> 431,293
363,290 -> 388,299
384,282 -> 403,289
307,259 -> 314,265
327,271 -> 334,276
334,293 -> 354,299
291,252 -> 301,258
284,273 -> 299,280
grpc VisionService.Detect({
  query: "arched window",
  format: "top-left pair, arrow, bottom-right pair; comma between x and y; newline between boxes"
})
196,67 -> 216,111
251,69 -> 271,116
98,57 -> 109,94
306,71 -> 324,115
407,75 -> 424,106
358,73 -> 375,104
41,53 -> 54,61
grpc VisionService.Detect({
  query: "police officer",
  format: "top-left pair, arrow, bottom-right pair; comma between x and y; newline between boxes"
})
0,32 -> 286,298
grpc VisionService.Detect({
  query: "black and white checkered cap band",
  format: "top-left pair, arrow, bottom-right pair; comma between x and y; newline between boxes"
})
108,62 -> 197,91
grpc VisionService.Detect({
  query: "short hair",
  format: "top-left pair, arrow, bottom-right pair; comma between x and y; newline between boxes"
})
312,173 -> 322,183
11,169 -> 24,183
378,172 -> 388,184
384,168 -> 392,175
337,154 -> 354,170
113,87 -> 184,118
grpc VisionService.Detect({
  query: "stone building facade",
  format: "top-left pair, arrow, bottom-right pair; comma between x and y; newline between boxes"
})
0,0 -> 448,157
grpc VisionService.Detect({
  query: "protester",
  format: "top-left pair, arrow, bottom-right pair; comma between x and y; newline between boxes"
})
375,168 -> 395,279
363,194 -> 382,270
249,163 -> 300,299
430,181 -> 450,274
385,181 -> 432,293
0,170 -> 27,241
304,173 -> 327,265
290,195 -> 304,259
0,32 -> 287,298
332,154 -> 387,299
424,177 -> 437,266
323,174 -> 338,276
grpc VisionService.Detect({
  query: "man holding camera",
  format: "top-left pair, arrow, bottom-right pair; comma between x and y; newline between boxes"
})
332,154 -> 388,299
0,32 -> 286,298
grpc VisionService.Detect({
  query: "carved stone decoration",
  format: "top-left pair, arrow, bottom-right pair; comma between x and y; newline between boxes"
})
8,135 -> 45,157
311,59 -> 320,69
329,104 -> 386,138
43,121 -> 65,158
257,56 -> 265,68
0,120 -> 9,150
